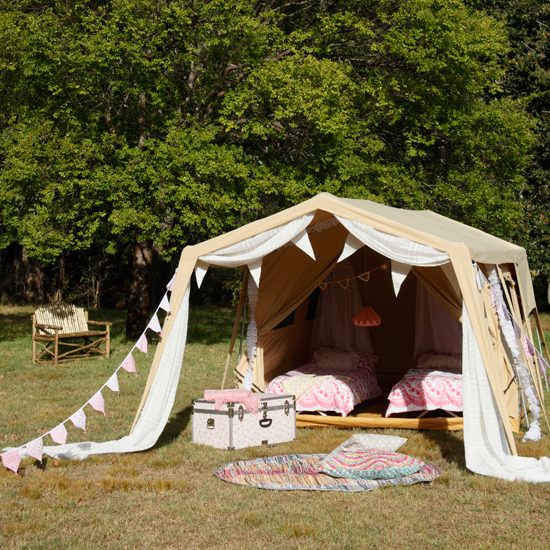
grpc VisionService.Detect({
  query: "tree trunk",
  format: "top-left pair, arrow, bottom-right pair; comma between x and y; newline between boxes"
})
21,248 -> 45,304
126,241 -> 154,340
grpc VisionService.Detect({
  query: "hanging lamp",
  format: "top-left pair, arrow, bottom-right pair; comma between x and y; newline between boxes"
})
353,306 -> 381,327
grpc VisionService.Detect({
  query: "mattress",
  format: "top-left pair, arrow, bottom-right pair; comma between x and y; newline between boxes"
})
385,367 -> 463,417
266,363 -> 382,417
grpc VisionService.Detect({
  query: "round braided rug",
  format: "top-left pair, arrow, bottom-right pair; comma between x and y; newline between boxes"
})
214,453 -> 441,492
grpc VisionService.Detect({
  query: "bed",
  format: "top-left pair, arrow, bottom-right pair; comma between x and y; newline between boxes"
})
385,353 -> 463,418
265,348 -> 382,417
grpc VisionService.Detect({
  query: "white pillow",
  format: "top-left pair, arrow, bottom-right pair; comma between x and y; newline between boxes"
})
313,348 -> 359,370
416,353 -> 462,371
320,434 -> 408,466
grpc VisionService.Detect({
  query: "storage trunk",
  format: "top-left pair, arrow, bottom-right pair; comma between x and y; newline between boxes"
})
192,393 -> 296,450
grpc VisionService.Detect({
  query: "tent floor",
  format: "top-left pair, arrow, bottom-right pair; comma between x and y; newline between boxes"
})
296,392 -> 464,431
296,393 -> 521,432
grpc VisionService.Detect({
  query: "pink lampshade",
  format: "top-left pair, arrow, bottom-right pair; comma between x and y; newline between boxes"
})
353,306 -> 381,327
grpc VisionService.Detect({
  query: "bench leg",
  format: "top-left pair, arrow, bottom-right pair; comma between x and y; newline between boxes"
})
106,325 -> 110,358
54,330 -> 59,366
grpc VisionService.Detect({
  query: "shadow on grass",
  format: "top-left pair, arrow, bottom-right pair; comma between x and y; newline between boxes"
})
153,406 -> 194,449
424,430 -> 469,473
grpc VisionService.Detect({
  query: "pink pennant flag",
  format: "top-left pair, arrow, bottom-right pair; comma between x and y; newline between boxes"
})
166,272 -> 176,291
159,294 -> 171,313
136,334 -> 148,354
121,353 -> 138,376
106,372 -> 119,393
2,449 -> 21,474
89,391 -> 106,416
70,409 -> 86,431
26,438 -> 44,462
50,423 -> 68,446
148,313 -> 162,333
522,337 -> 535,359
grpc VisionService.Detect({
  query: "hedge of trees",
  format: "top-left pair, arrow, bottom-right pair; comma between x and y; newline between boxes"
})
1,0 -> 548,338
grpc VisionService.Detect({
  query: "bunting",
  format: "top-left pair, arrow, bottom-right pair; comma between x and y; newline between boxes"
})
106,373 -> 120,393
1,282 -> 176,474
89,391 -> 106,416
121,353 -> 138,376
70,409 -> 87,431
26,438 -> 44,462
319,261 -> 390,291
50,424 -> 67,446
136,334 -> 148,354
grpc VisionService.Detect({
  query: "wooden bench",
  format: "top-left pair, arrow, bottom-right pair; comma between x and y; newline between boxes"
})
31,303 -> 112,365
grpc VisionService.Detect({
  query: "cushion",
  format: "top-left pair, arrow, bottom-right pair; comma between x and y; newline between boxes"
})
313,347 -> 359,370
356,349 -> 379,372
320,434 -> 407,465
416,353 -> 462,372
317,449 -> 424,480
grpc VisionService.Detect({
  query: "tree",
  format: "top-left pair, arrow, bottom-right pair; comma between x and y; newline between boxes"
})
0,0 -> 537,334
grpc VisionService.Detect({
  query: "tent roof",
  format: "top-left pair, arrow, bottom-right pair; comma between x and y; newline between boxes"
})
186,193 -> 527,267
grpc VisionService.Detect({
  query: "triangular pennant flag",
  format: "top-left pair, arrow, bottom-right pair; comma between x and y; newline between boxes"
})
70,409 -> 87,431
523,337 -> 535,359
136,334 -> 148,354
319,282 -> 328,291
291,230 -> 316,260
337,279 -> 349,289
337,233 -> 364,263
121,353 -> 137,376
248,258 -> 262,288
166,271 -> 177,291
26,438 -> 44,462
148,313 -> 162,333
536,351 -> 547,375
512,318 -> 522,340
106,372 -> 119,393
50,423 -> 68,446
195,260 -> 209,288
89,391 -> 106,416
159,294 -> 171,313
379,262 -> 389,272
2,449 -> 21,474
358,272 -> 370,282
391,261 -> 412,296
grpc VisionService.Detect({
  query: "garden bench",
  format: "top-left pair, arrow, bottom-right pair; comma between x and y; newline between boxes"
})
31,303 -> 112,365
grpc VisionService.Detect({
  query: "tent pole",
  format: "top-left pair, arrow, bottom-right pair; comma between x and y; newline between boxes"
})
534,309 -> 550,390
533,319 -> 549,391
221,269 -> 249,390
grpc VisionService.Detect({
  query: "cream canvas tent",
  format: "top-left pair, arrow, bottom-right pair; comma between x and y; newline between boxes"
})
32,193 -> 550,482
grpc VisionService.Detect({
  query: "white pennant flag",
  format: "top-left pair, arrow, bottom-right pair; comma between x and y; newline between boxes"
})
106,373 -> 120,393
70,409 -> 86,431
166,271 -> 177,291
136,334 -> 148,354
159,294 -> 171,313
148,313 -> 162,333
26,438 -> 44,462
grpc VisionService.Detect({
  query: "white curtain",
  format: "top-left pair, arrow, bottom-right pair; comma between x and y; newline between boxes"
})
463,304 -> 550,481
312,261 -> 374,353
19,285 -> 191,461
196,213 -> 315,287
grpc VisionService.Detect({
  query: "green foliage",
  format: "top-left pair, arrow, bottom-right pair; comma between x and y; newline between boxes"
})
470,0 -> 550,293
0,0 -> 538,301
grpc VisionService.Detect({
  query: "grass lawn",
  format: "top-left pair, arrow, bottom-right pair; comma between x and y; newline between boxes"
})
1,306 -> 550,550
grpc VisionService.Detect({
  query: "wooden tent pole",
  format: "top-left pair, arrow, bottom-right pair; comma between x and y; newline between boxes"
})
221,269 -> 249,390
534,309 -> 550,390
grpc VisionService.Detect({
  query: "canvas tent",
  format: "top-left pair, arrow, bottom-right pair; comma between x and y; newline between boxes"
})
31,193 -> 550,482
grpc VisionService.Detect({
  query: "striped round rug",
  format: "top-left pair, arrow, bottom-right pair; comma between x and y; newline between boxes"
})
214,454 -> 441,492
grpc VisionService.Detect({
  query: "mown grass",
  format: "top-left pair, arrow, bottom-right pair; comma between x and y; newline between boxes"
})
1,306 -> 550,550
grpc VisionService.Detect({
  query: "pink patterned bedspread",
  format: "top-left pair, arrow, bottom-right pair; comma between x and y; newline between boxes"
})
266,364 -> 382,417
385,368 -> 462,417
